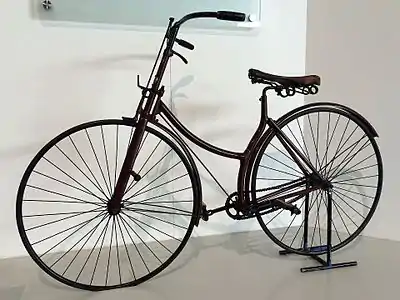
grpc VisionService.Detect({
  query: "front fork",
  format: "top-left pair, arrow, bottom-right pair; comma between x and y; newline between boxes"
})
108,118 -> 148,211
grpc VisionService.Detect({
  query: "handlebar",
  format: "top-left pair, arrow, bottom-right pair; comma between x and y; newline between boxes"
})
216,11 -> 246,22
171,11 -> 247,63
174,10 -> 246,27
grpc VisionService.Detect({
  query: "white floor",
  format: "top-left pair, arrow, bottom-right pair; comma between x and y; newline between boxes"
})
1,230 -> 399,300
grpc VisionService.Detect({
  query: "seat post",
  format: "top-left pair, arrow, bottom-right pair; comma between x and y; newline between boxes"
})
261,86 -> 273,119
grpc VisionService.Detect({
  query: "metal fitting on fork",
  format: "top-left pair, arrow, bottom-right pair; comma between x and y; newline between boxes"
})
129,170 -> 141,182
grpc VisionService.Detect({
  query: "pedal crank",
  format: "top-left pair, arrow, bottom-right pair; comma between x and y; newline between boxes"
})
270,199 -> 301,216
200,202 -> 232,221
255,195 -> 303,216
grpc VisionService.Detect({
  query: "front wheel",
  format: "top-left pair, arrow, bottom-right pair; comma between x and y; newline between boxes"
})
251,105 -> 383,256
16,119 -> 200,291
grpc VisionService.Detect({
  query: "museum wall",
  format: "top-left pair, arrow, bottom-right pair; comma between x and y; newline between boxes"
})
306,0 -> 399,240
0,0 -> 308,258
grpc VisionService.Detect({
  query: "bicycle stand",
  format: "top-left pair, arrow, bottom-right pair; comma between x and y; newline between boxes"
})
279,189 -> 358,273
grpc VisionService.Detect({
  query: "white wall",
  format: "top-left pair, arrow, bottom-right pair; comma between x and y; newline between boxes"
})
0,1 -> 307,258
306,0 -> 399,240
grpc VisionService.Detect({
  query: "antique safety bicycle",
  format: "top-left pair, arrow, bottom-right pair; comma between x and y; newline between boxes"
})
16,11 -> 383,291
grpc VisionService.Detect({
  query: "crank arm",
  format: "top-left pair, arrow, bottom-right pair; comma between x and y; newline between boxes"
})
270,199 -> 301,215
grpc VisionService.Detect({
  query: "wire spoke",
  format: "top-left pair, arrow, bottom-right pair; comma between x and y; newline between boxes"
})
332,189 -> 372,209
105,215 -> 116,286
320,113 -> 340,172
26,206 -> 105,232
288,191 -> 321,248
111,216 -> 122,285
124,206 -> 192,217
116,216 -> 136,280
119,214 -> 163,264
128,202 -> 192,214
114,125 -> 119,189
323,118 -> 351,174
331,151 -> 375,180
122,211 -> 178,248
119,214 -> 150,273
332,174 -> 378,184
126,149 -> 173,196
328,140 -> 371,179
307,113 -> 322,170
295,117 -> 313,164
330,197 -> 359,228
334,185 -> 374,199
26,185 -> 104,207
101,126 -> 114,194
320,193 -> 343,242
280,196 -> 307,242
41,210 -> 106,260
67,136 -> 109,199
124,139 -> 163,195
321,134 -> 367,176
331,198 -> 351,236
125,186 -> 192,204
31,211 -> 106,246
259,165 -> 300,178
24,199 -> 101,205
132,210 -> 188,230
89,215 -> 112,285
33,170 -> 106,204
128,163 -> 185,199
61,214 -> 108,276
331,191 -> 366,220
335,163 -> 377,178
76,215 -> 111,282
85,129 -> 112,197
263,153 -> 303,176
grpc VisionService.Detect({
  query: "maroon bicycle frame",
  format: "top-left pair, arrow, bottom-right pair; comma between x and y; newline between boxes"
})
109,12 -> 320,214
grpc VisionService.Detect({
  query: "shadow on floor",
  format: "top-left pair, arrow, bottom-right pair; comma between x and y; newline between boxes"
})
1,230 -> 399,300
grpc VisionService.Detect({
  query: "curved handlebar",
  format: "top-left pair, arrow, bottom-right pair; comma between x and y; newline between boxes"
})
169,11 -> 247,64
174,10 -> 246,27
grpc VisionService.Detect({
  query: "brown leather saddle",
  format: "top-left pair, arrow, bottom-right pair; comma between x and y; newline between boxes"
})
248,68 -> 321,87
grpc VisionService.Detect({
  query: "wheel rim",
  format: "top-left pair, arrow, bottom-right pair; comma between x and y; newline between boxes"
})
251,107 -> 383,255
16,120 -> 198,290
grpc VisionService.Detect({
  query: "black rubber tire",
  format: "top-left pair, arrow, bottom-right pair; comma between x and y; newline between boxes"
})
250,105 -> 383,256
16,119 -> 200,291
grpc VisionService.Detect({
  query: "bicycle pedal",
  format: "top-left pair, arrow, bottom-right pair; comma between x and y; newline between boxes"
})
291,205 -> 301,216
201,203 -> 209,221
272,200 -> 301,215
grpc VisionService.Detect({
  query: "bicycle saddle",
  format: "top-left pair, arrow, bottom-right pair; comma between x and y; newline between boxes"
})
248,68 -> 321,87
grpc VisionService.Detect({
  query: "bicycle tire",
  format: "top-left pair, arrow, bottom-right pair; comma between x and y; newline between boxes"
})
250,104 -> 383,256
16,119 -> 201,291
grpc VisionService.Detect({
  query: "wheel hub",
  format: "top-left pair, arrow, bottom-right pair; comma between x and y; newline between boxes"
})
107,201 -> 124,215
309,173 -> 332,190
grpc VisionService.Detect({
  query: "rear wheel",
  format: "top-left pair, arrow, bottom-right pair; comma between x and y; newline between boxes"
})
251,106 -> 383,255
16,119 -> 200,291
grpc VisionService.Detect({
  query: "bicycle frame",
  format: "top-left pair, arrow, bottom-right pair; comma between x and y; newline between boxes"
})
110,11 -> 322,214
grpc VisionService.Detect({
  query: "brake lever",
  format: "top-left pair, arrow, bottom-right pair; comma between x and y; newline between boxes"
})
171,50 -> 188,64
176,38 -> 195,50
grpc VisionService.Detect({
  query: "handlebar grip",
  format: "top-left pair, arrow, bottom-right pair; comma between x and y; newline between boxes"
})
216,11 -> 246,22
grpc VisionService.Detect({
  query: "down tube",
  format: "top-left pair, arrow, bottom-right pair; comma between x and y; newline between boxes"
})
159,102 -> 244,160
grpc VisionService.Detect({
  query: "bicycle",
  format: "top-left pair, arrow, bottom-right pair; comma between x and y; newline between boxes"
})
16,11 -> 383,291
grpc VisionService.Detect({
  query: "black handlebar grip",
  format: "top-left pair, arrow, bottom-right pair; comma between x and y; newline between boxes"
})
216,11 -> 246,22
